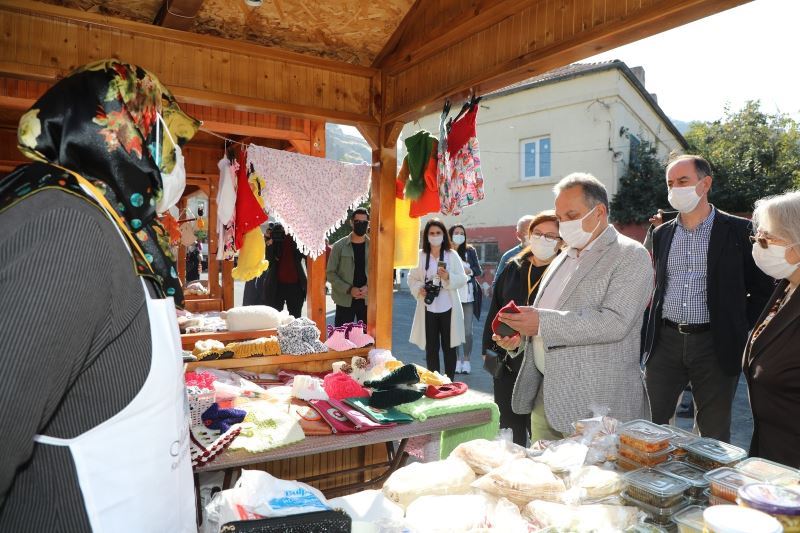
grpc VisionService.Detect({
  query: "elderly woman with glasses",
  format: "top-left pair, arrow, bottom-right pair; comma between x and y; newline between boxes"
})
743,190 -> 800,467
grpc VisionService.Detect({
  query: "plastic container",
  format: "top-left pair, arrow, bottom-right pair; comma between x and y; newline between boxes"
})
704,467 -> 760,502
619,443 -> 675,467
703,504 -> 782,533
618,456 -> 646,472
705,489 -> 732,507
774,472 -> 800,490
619,420 -> 674,453
656,461 -> 710,501
621,490 -> 689,526
624,468 -> 690,508
738,482 -> 800,532
662,424 -> 699,458
684,439 -> 746,471
672,505 -> 706,533
735,457 -> 799,482
625,524 -> 669,532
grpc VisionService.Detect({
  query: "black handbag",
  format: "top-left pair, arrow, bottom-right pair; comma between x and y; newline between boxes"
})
483,349 -> 508,379
220,509 -> 351,533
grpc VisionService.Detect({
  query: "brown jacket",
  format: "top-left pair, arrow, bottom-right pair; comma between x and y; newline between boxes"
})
743,279 -> 800,467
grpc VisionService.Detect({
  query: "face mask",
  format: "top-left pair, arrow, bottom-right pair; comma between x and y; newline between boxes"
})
752,243 -> 799,279
668,184 -> 702,213
154,113 -> 186,214
428,235 -> 444,247
529,235 -> 558,260
452,234 -> 466,245
559,206 -> 599,250
353,220 -> 368,237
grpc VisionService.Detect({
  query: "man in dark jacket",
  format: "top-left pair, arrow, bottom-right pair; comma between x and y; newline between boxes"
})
643,154 -> 774,442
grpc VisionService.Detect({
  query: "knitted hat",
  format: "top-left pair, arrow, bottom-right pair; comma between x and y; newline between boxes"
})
201,403 -> 246,433
291,374 -> 329,402
425,382 -> 468,399
403,131 -> 435,200
364,364 -> 420,389
492,300 -> 521,337
369,387 -> 424,409
278,317 -> 328,355
323,372 -> 370,401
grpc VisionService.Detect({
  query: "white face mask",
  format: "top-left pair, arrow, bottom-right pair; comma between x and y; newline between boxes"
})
154,113 -> 186,214
559,206 -> 600,250
529,235 -> 559,261
752,242 -> 799,280
452,234 -> 466,245
428,235 -> 444,247
668,184 -> 702,213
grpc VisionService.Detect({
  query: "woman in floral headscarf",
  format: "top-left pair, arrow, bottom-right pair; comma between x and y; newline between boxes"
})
0,60 -> 199,532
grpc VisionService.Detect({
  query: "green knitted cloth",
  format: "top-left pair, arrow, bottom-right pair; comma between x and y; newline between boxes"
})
403,130 -> 434,200
395,390 -> 500,459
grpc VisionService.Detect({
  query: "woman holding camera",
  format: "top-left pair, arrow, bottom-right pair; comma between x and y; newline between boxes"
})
482,211 -> 561,446
409,219 -> 468,380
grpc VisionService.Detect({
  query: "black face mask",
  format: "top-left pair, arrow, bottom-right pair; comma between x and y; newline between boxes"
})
353,220 -> 369,237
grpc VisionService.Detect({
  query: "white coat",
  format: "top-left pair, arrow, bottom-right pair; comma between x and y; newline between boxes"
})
408,248 -> 468,350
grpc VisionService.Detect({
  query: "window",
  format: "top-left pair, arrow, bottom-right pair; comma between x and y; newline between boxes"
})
520,136 -> 551,180
472,241 -> 501,264
629,134 -> 641,167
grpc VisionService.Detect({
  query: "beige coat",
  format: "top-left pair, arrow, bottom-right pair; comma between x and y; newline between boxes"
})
408,249 -> 468,350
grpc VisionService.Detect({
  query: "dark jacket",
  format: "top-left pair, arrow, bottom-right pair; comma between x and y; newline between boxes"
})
642,209 -> 774,375
243,235 -> 306,306
460,246 -> 483,319
743,279 -> 800,467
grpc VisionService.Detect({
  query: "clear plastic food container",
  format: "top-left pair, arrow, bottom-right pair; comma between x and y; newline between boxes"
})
704,467 -> 760,502
704,488 -> 732,507
684,439 -> 746,471
738,482 -> 800,533
619,443 -> 675,467
735,457 -> 799,482
661,424 -> 699,458
624,467 -> 690,508
672,504 -> 706,533
621,490 -> 689,526
625,523 -> 669,532
703,504 -> 782,533
619,420 -> 673,453
617,456 -> 645,472
655,460 -> 710,500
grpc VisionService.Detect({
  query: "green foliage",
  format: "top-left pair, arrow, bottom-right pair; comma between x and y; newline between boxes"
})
610,139 -> 667,224
685,101 -> 800,213
325,124 -> 371,244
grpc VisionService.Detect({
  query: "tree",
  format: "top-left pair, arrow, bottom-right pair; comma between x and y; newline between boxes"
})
610,139 -> 668,225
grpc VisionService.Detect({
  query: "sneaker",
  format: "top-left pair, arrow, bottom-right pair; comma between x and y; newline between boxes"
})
455,360 -> 463,374
462,361 -> 471,374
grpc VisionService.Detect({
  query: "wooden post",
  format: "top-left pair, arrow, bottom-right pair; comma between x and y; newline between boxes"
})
177,196 -> 187,283
207,176 -> 220,299
305,120 -> 328,334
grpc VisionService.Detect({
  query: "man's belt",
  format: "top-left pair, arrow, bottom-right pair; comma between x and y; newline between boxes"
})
663,319 -> 711,335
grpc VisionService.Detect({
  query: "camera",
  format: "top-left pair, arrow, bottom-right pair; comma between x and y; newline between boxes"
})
423,279 -> 441,305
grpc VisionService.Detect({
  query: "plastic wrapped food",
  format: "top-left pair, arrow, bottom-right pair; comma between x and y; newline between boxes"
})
618,443 -> 674,467
735,457 -> 799,482
684,438 -> 746,471
655,461 -> 709,501
532,440 -> 589,473
381,458 -> 475,509
704,467 -> 760,502
704,488 -> 732,507
523,500 -> 641,532
703,504 -> 782,533
738,483 -> 800,533
623,468 -> 690,508
449,438 -> 527,475
617,456 -> 645,472
620,490 -> 689,526
405,494 -> 489,532
661,424 -> 699,458
672,504 -> 705,533
570,466 -> 625,501
618,420 -> 673,453
471,458 -> 566,506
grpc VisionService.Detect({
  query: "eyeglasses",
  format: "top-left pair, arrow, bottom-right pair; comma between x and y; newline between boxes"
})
531,232 -> 561,243
749,235 -> 770,249
750,230 -> 792,249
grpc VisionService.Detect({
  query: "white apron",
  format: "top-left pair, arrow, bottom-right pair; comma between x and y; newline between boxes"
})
33,177 -> 196,532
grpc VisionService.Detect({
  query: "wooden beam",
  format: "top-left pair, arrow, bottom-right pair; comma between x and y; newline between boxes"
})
381,0 -> 751,122
370,0 -> 425,68
198,120 -> 309,141
153,0 -> 204,31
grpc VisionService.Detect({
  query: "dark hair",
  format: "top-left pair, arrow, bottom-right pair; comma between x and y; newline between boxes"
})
513,210 -> 561,264
667,154 -> 713,180
351,207 -> 370,221
422,219 -> 452,255
448,224 -> 473,260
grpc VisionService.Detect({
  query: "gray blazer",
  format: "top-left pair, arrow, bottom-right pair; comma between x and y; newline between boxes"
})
511,226 -> 653,433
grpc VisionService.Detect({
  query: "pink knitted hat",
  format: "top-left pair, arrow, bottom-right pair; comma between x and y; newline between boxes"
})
323,372 -> 370,401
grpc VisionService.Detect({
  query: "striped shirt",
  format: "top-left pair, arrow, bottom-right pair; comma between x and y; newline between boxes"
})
662,207 -> 716,324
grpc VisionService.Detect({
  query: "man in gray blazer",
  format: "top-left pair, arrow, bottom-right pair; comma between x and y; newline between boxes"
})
495,173 -> 653,440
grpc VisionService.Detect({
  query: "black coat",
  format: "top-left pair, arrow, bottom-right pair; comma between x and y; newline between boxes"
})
642,209 -> 774,375
460,246 -> 483,318
744,279 -> 800,467
243,235 -> 307,306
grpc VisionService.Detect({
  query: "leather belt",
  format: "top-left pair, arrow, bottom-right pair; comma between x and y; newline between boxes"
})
663,319 -> 711,335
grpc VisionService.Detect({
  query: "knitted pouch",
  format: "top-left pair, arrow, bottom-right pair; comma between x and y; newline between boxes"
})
491,300 -> 521,337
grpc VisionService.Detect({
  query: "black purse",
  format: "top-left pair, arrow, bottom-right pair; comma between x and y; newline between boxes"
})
483,349 -> 508,379
220,509 -> 351,533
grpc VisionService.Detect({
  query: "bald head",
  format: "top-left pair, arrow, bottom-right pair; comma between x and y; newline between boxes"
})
516,215 -> 535,242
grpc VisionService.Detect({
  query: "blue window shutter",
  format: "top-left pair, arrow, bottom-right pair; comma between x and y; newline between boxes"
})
524,142 -> 536,177
539,138 -> 551,177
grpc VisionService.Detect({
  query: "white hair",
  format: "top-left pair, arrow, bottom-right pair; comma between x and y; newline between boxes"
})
752,190 -> 800,244
553,172 -> 609,210
516,215 -> 535,232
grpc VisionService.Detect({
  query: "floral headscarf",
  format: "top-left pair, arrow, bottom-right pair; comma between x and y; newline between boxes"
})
0,60 -> 200,306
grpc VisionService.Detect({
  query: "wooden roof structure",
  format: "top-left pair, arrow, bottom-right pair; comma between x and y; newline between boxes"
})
0,0 -> 751,347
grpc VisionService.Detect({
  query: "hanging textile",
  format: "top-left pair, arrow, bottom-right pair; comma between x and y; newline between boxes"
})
403,130 -> 434,200
231,152 -> 269,282
216,156 -> 237,260
247,144 -> 371,259
438,104 -> 485,216
409,139 -> 442,218
234,151 -> 267,249
394,164 -> 421,269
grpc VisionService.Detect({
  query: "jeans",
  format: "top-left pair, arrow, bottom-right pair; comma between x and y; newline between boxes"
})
460,302 -> 474,361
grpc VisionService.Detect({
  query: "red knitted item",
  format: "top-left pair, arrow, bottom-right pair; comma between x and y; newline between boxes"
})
409,149 -> 441,218
425,382 -> 468,399
234,151 -> 268,249
492,300 -> 521,337
323,372 -> 370,401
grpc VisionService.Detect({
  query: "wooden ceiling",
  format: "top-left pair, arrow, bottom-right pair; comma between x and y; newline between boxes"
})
37,0 -> 416,66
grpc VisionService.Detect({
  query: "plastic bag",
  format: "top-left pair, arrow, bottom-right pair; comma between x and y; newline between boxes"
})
531,440 -> 588,474
203,470 -> 330,533
449,438 -> 528,475
328,490 -> 406,533
522,500 -> 641,532
471,458 -> 566,507
382,458 -> 476,509
488,497 -> 532,532
405,495 -> 490,532
563,465 -> 624,504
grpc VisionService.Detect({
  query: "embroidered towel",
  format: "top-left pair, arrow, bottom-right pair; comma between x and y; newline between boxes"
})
247,145 -> 371,258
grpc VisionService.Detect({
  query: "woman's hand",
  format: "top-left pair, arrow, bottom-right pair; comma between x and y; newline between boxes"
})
437,267 -> 449,281
499,306 -> 540,336
418,288 -> 427,299
492,334 -> 521,351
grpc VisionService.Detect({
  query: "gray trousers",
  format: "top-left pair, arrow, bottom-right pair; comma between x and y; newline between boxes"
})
460,302 -> 474,360
645,325 -> 739,442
